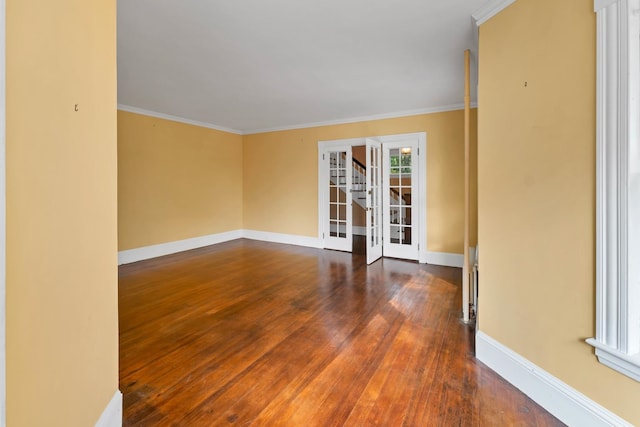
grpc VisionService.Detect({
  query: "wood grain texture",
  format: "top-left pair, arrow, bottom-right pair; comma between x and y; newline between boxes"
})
119,238 -> 564,426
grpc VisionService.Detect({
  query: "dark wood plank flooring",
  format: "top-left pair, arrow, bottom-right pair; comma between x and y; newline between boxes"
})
119,238 -> 564,426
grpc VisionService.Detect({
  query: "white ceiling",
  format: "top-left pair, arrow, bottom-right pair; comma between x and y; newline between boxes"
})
117,0 -> 487,134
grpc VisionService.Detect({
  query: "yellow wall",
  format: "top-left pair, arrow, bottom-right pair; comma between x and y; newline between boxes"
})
119,109 -> 476,255
6,0 -> 118,425
478,0 -> 640,423
243,109 -> 478,254
118,111 -> 243,250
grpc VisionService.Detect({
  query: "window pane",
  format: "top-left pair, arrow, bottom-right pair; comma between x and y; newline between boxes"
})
404,207 -> 412,225
401,226 -> 412,245
390,225 -> 401,244
330,220 -> 338,237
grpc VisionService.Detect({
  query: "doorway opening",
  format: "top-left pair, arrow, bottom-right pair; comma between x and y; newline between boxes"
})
318,133 -> 427,264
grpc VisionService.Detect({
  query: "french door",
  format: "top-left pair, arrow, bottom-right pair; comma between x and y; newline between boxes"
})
323,146 -> 353,252
319,133 -> 425,262
382,140 -> 419,260
365,138 -> 383,264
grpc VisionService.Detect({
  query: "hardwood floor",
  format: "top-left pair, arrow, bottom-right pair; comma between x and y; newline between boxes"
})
119,238 -> 564,426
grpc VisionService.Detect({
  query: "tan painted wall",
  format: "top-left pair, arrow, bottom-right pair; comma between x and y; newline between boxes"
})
118,111 -> 243,250
477,0 -> 640,423
243,109 -> 478,254
6,0 -> 118,425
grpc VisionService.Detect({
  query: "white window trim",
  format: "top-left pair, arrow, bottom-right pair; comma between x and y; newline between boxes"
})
586,0 -> 640,382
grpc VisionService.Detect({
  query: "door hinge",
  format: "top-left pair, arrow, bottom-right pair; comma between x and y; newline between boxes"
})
323,153 -> 325,160
322,232 -> 325,239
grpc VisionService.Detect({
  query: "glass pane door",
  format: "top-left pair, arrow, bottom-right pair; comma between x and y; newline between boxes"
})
324,147 -> 352,252
383,142 -> 418,260
366,138 -> 382,264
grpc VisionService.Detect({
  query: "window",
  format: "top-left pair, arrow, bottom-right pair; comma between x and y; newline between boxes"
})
586,0 -> 640,381
389,149 -> 412,175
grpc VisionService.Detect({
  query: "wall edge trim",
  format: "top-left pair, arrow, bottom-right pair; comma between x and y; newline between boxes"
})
117,105 -> 244,135
118,230 -> 243,265
118,103 -> 480,137
426,251 -> 464,268
243,103 -> 478,135
118,230 -> 322,265
472,0 -> 516,26
242,230 -> 323,248
119,231 -> 470,267
94,390 -> 122,427
475,331 -> 633,427
594,0 -> 617,12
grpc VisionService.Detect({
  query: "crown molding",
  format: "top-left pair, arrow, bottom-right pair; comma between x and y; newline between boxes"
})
472,0 -> 516,26
243,103 -> 477,135
117,102 -> 479,136
117,105 -> 244,135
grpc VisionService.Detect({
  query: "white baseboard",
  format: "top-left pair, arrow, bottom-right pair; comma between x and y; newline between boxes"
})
242,230 -> 322,248
119,229 -> 323,264
95,390 -> 122,427
118,230 -> 243,265
475,331 -> 633,427
119,230 -> 473,267
424,247 -> 476,268
426,251 -> 463,268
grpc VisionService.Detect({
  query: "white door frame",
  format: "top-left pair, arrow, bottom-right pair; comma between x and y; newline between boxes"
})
318,132 -> 427,263
379,133 -> 427,263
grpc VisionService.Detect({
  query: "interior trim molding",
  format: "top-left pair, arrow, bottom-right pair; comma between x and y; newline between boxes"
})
94,390 -> 122,427
476,332 -> 633,427
242,230 -> 323,249
117,104 -> 244,135
118,230 -> 244,265
245,104 -> 477,135
117,103 -> 480,137
425,250 -> 473,268
118,230 -> 322,265
595,0 -> 618,10
587,0 -> 640,381
586,338 -> 640,381
118,231 -> 470,268
472,0 -> 516,26
426,251 -> 461,267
